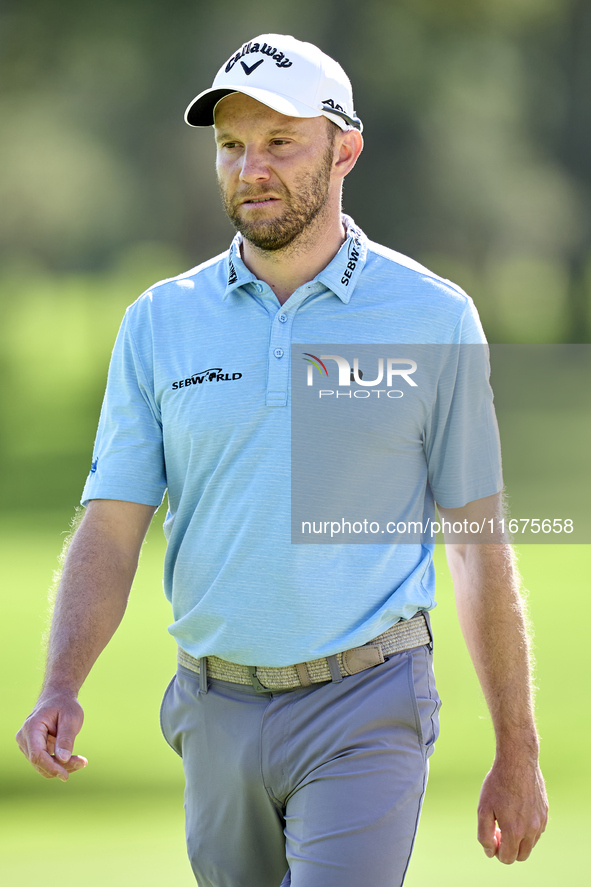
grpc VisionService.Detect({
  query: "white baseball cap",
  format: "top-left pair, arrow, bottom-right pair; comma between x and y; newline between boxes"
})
185,34 -> 363,132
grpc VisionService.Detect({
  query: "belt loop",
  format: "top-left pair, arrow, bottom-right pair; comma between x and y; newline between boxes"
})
295,662 -> 312,687
327,655 -> 343,683
248,666 -> 271,694
421,611 -> 434,651
199,657 -> 208,694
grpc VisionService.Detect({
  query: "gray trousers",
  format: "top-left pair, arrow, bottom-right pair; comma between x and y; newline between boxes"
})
160,644 -> 440,887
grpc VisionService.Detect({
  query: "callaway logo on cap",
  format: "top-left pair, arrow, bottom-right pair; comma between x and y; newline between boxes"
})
184,34 -> 363,132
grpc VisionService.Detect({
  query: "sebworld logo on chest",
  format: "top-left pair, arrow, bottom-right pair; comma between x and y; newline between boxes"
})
171,367 -> 243,390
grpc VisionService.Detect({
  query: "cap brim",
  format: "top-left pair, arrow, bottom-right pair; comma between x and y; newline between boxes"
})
185,85 -> 336,128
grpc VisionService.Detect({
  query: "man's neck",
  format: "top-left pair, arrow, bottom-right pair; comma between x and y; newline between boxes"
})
240,212 -> 347,305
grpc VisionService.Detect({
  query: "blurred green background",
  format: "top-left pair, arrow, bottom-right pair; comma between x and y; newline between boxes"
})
1,0 -> 590,884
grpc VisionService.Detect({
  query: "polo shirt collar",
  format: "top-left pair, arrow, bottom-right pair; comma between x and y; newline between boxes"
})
223,234 -> 258,298
222,215 -> 368,303
316,215 -> 367,303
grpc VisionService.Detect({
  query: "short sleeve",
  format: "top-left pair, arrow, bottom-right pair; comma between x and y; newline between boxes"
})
424,341 -> 503,508
81,307 -> 167,507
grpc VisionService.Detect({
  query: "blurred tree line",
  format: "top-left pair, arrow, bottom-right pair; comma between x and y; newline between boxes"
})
1,0 -> 590,511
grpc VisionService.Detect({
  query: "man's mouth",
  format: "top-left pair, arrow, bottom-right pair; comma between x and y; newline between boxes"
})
240,196 -> 279,206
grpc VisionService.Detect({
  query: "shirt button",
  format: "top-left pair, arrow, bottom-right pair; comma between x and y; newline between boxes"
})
274,348 -> 284,359
255,283 -> 264,293
278,313 -> 287,323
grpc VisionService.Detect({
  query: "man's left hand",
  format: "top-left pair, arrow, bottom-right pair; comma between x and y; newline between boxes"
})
477,753 -> 548,863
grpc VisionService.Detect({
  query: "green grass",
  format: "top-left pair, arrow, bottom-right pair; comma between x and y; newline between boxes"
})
2,514 -> 589,883
0,792 -> 194,886
0,789 -> 585,886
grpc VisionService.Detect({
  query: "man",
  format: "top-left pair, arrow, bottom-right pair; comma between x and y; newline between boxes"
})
17,34 -> 547,887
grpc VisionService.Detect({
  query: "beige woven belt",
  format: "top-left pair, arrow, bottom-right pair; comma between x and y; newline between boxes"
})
177,611 -> 431,692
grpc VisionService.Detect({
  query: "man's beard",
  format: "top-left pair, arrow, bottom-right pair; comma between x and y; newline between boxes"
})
219,145 -> 334,251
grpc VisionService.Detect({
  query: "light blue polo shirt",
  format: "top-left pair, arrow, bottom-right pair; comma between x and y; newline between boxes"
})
82,216 -> 502,666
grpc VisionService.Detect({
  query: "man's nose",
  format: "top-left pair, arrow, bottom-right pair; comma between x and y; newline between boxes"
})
239,146 -> 271,183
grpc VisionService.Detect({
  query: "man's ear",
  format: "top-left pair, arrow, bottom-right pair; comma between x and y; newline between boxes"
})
333,129 -> 364,180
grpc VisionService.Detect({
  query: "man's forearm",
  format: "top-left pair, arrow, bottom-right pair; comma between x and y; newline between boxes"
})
446,543 -> 537,750
445,539 -> 548,863
43,502 -> 147,694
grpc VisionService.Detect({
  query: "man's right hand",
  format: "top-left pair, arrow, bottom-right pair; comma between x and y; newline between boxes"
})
16,691 -> 87,782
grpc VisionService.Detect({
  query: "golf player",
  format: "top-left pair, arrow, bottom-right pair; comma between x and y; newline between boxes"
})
17,34 -> 548,887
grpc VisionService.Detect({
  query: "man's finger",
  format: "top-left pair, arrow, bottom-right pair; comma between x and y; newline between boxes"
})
55,743 -> 72,763
27,743 -> 70,781
65,754 -> 88,771
45,734 -> 87,771
24,741 -> 87,781
515,835 -> 536,862
493,825 -> 501,854
31,732 -> 64,778
496,824 -> 521,865
54,709 -> 83,762
514,811 -> 547,862
26,728 -> 68,780
495,805 -> 548,864
477,807 -> 498,858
